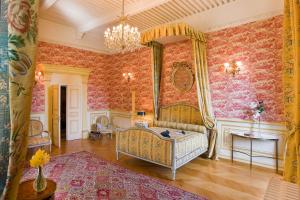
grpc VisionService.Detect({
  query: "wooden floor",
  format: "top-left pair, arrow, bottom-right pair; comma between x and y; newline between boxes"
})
47,136 -> 281,200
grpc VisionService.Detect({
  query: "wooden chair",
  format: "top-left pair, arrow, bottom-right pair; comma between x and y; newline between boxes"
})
28,119 -> 52,152
95,115 -> 113,139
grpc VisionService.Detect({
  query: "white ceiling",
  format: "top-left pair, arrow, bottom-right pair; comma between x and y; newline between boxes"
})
39,0 -> 283,53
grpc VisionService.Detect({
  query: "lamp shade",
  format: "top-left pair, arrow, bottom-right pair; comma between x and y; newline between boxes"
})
137,111 -> 146,116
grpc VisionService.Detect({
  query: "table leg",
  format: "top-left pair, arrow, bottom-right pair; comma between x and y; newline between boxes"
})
275,140 -> 279,173
231,134 -> 234,163
250,139 -> 253,169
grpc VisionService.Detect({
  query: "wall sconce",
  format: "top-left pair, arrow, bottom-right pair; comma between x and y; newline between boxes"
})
34,70 -> 44,85
224,61 -> 242,77
123,72 -> 133,82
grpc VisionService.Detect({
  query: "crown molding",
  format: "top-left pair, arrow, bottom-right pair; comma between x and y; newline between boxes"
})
38,37 -> 111,55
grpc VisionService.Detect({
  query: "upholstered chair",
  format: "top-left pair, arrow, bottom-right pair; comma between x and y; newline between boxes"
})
28,119 -> 52,152
95,115 -> 113,139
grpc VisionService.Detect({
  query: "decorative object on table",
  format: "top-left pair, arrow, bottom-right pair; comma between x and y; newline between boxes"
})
223,61 -> 242,77
250,101 -> 265,136
22,151 -> 208,200
171,62 -> 194,92
29,149 -> 50,192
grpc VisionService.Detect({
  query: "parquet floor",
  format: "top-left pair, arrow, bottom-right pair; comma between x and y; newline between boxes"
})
46,136 -> 281,200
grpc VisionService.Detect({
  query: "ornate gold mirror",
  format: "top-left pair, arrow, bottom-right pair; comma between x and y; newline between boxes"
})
171,62 -> 194,92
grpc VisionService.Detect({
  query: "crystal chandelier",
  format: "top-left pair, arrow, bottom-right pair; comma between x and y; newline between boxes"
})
104,0 -> 141,53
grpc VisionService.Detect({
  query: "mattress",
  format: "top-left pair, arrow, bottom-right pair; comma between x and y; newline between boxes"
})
147,127 -> 208,159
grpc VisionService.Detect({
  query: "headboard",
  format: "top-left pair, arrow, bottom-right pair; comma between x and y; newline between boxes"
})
158,103 -> 202,125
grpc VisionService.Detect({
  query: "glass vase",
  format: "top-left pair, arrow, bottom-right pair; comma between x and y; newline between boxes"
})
33,166 -> 47,192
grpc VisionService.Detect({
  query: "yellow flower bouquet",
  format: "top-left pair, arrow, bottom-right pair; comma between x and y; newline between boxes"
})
30,149 -> 50,192
30,149 -> 50,168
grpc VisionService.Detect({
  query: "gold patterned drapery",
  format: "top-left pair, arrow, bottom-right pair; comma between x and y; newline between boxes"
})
192,40 -> 217,158
283,0 -> 300,184
1,0 -> 40,199
141,23 -> 217,159
141,23 -> 206,45
148,41 -> 163,120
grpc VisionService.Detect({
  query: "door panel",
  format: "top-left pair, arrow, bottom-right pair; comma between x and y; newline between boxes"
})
51,85 -> 61,147
67,85 -> 82,140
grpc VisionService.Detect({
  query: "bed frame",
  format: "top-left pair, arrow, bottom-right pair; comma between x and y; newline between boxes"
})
116,103 -> 208,180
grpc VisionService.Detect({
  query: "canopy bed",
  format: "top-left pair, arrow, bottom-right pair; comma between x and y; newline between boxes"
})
116,103 -> 208,180
116,23 -> 217,180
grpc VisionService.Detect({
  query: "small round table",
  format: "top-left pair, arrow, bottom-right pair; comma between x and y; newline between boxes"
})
231,132 -> 279,173
17,179 -> 56,200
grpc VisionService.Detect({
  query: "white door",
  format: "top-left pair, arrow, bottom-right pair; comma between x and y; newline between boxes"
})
66,85 -> 82,140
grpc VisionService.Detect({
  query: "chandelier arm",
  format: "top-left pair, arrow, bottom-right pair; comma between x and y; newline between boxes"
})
122,0 -> 125,17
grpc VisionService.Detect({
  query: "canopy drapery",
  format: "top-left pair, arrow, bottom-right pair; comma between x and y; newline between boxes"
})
283,0 -> 300,184
141,23 -> 217,159
147,41 -> 163,120
1,0 -> 40,199
141,23 -> 206,45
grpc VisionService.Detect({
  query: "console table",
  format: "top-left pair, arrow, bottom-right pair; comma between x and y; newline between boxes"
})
231,132 -> 279,173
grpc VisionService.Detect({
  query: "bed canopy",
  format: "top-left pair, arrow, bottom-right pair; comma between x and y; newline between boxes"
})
140,23 -> 217,159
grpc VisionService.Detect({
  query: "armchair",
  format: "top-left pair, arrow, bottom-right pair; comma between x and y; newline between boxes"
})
95,115 -> 113,139
28,119 -> 52,152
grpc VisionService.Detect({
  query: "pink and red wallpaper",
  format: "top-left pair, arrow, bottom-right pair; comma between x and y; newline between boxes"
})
107,48 -> 152,112
207,15 -> 284,122
160,40 -> 198,108
32,15 -> 284,123
32,42 -> 110,112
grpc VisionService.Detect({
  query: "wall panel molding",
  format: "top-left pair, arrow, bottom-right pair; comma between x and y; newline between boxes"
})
216,118 -> 286,170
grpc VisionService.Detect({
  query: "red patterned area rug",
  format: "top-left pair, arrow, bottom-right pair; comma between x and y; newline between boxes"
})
23,151 -> 208,200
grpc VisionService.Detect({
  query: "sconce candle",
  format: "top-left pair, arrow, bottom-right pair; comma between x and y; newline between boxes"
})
223,61 -> 242,77
34,71 -> 44,85
123,72 -> 133,82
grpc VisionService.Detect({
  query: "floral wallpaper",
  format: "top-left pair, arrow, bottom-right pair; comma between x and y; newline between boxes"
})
0,0 -> 10,194
32,15 -> 284,123
160,40 -> 198,108
207,15 -> 284,122
32,42 -> 111,112
107,47 -> 152,112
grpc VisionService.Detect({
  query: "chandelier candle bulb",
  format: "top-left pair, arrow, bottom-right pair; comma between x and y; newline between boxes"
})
104,0 -> 141,53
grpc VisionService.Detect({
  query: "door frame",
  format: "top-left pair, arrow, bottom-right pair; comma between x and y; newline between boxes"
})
41,64 -> 90,141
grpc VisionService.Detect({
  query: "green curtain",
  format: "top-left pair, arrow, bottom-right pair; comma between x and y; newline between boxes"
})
1,0 -> 39,199
192,39 -> 217,159
148,41 -> 163,120
283,0 -> 300,184
0,0 -> 10,195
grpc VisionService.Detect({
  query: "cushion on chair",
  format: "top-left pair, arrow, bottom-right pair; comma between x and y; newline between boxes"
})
28,137 -> 51,146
